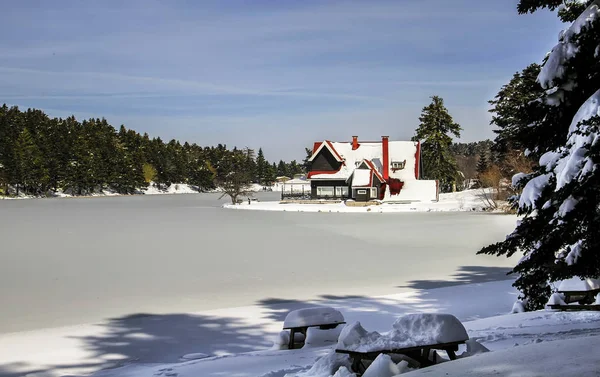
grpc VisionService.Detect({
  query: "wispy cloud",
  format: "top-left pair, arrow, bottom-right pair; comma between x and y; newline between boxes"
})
0,0 -> 564,160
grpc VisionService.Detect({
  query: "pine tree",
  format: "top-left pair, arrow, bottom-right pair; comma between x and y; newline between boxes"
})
277,160 -> 287,178
255,148 -> 268,184
412,96 -> 462,192
476,149 -> 489,177
479,0 -> 600,309
302,147 -> 313,172
13,128 -> 47,195
489,63 -> 545,158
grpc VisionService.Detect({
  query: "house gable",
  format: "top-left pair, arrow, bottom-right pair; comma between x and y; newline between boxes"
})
308,141 -> 344,173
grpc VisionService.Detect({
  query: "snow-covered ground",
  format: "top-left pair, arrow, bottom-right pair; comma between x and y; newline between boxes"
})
2,279 -> 599,377
224,189 -> 499,213
0,182 -> 203,199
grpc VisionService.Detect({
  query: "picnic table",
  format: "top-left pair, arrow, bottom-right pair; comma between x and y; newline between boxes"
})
282,307 -> 345,349
547,277 -> 600,311
336,340 -> 465,373
335,314 -> 469,375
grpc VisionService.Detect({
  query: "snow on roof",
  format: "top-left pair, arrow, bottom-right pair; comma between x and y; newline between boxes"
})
337,314 -> 468,352
351,169 -> 371,187
309,140 -> 418,182
557,277 -> 600,292
283,307 -> 345,329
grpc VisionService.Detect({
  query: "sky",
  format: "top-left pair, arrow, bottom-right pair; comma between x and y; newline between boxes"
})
1,1 -> 565,161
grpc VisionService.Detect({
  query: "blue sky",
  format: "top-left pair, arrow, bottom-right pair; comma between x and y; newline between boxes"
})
1,1 -> 564,161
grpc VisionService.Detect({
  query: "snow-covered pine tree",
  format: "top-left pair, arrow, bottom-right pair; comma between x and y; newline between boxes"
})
479,0 -> 600,309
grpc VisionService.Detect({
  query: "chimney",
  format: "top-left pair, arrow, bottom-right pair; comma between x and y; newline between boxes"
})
352,136 -> 359,150
382,136 -> 389,180
414,140 -> 421,179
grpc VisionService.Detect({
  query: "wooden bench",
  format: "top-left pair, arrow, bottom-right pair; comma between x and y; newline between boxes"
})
284,322 -> 346,350
336,340 -> 465,374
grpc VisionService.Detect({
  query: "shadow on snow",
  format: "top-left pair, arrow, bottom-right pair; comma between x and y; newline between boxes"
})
0,265 -> 515,377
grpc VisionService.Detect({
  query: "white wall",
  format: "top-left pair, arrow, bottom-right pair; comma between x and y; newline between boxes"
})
384,180 -> 438,202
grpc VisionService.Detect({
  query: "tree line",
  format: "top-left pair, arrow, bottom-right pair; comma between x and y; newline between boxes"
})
0,105 -> 304,196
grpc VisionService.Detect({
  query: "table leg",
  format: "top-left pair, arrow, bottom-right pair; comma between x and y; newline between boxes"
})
288,330 -> 295,350
446,349 -> 457,360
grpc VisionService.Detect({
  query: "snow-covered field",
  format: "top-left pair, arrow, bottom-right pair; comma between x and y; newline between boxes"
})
224,189 -> 498,213
3,193 -> 590,377
2,279 -> 599,377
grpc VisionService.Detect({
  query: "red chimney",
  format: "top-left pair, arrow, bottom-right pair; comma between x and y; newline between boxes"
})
414,140 -> 421,179
352,136 -> 359,150
382,136 -> 389,180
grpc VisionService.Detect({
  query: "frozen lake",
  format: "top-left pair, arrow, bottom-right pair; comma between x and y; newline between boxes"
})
0,193 -> 519,334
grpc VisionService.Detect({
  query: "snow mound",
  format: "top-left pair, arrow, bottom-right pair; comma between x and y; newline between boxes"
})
596,293 -> 600,305
179,353 -> 210,361
332,366 -> 356,377
285,351 -> 351,377
337,314 -> 468,352
460,339 -> 490,357
362,354 -> 401,377
284,307 -> 345,329
143,182 -> 199,195
558,277 -> 600,291
511,301 -> 526,314
304,326 -> 345,348
272,330 -> 291,350
336,321 -> 382,351
546,293 -> 567,308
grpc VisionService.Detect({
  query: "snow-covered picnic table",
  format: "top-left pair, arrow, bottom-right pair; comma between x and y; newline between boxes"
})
335,313 -> 469,373
547,277 -> 600,311
282,307 -> 346,349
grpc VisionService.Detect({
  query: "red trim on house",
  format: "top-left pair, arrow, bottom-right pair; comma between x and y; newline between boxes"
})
307,169 -> 342,179
364,160 -> 385,183
382,136 -> 389,180
415,140 -> 421,179
313,142 -> 322,154
325,140 -> 344,162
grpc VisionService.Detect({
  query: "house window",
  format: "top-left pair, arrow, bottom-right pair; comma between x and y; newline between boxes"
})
370,187 -> 378,198
357,189 -> 367,194
391,160 -> 406,170
317,186 -> 334,197
336,186 -> 349,197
